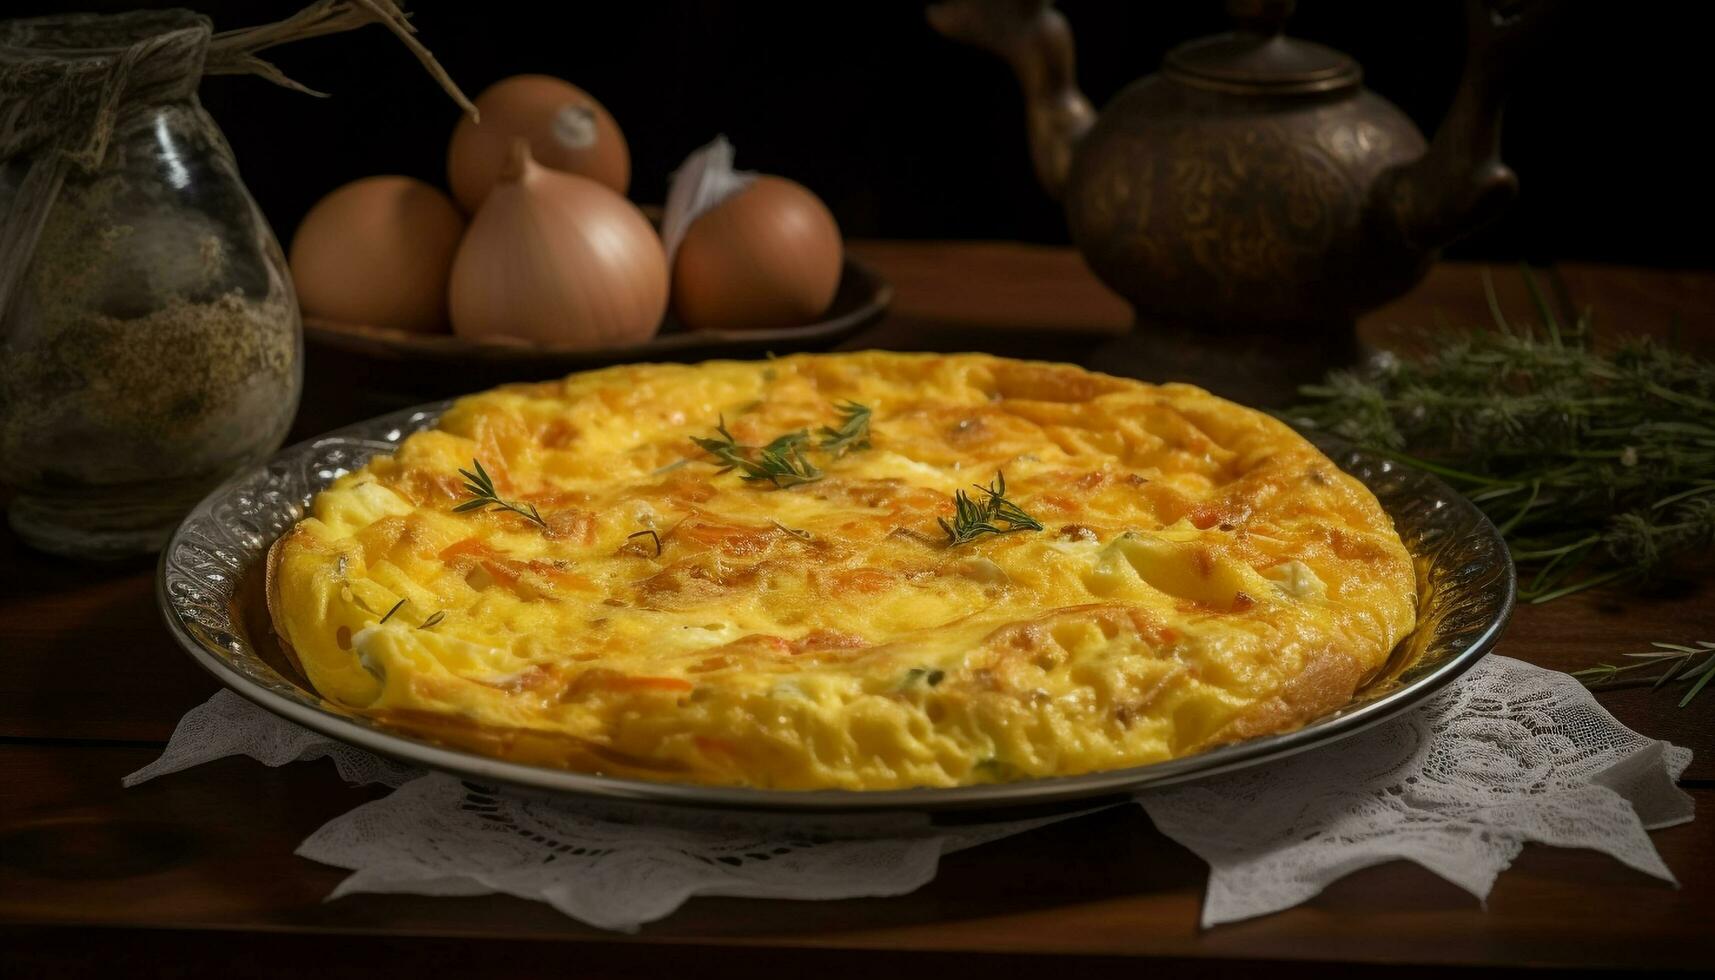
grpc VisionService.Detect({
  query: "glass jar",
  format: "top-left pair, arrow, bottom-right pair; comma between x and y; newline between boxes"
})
0,15 -> 302,559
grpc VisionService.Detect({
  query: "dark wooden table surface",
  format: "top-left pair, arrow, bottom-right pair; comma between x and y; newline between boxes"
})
3,243 -> 1710,977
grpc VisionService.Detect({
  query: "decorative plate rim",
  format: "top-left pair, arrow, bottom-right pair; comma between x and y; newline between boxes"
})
156,397 -> 1516,816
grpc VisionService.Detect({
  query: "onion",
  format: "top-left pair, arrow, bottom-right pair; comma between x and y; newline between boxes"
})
672,175 -> 843,332
289,176 -> 464,332
449,141 -> 666,348
447,74 -> 629,214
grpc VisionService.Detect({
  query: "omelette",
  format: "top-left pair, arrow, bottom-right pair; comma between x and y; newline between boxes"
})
267,352 -> 1417,790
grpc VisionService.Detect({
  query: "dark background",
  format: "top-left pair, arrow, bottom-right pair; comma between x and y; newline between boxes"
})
13,0 -> 1714,268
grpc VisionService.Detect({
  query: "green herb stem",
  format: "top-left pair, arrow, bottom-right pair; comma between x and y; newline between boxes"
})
453,458 -> 547,528
1572,641 -> 1715,707
692,402 -> 875,488
940,472 -> 1044,546
1289,267 -> 1715,607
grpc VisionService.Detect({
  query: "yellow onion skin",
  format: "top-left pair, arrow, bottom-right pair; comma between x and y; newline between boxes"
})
290,176 -> 465,332
449,145 -> 666,348
672,176 -> 842,332
448,74 -> 630,214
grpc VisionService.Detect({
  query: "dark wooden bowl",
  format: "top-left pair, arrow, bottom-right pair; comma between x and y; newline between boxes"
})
302,256 -> 891,399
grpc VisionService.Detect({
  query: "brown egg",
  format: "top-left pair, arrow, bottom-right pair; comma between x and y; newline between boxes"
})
672,176 -> 842,332
290,176 -> 465,332
448,75 -> 630,213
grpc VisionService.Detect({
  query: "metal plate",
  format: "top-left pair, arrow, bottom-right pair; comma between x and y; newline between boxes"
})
158,402 -> 1515,820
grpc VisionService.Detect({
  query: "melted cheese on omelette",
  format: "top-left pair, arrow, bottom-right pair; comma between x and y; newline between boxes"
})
268,352 -> 1416,789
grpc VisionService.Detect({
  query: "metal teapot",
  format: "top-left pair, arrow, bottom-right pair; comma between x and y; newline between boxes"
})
931,0 -> 1555,400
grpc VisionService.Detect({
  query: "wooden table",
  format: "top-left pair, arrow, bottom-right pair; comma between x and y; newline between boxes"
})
3,244 -> 1710,977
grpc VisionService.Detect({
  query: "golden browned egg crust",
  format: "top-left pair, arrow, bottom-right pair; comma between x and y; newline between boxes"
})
268,353 -> 1417,789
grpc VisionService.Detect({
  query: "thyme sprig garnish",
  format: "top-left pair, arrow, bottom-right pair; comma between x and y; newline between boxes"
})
1289,268 -> 1715,603
747,440 -> 821,487
691,402 -> 876,489
941,486 -> 1003,545
818,401 -> 872,457
940,471 -> 1044,546
692,416 -> 823,488
975,472 -> 1045,532
1571,640 -> 1715,708
452,458 -> 547,528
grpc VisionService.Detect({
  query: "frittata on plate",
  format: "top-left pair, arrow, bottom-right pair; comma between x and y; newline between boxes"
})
267,352 -> 1417,790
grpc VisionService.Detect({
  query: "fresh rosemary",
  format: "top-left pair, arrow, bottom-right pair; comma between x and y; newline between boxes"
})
940,471 -> 1044,546
1289,269 -> 1715,603
692,417 -> 823,487
691,402 -> 875,489
452,458 -> 547,528
1571,641 -> 1714,708
818,400 -> 872,456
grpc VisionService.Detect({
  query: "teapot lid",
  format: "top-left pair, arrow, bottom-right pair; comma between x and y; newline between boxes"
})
1164,0 -> 1360,95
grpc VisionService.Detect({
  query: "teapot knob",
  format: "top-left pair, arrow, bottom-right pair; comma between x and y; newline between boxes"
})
1227,0 -> 1294,35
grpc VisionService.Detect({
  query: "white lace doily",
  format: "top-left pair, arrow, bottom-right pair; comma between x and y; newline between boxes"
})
1142,655 -> 1694,925
125,656 -> 1694,931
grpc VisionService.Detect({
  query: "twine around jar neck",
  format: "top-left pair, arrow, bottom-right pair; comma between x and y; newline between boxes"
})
0,10 -> 211,175
0,0 -> 472,322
